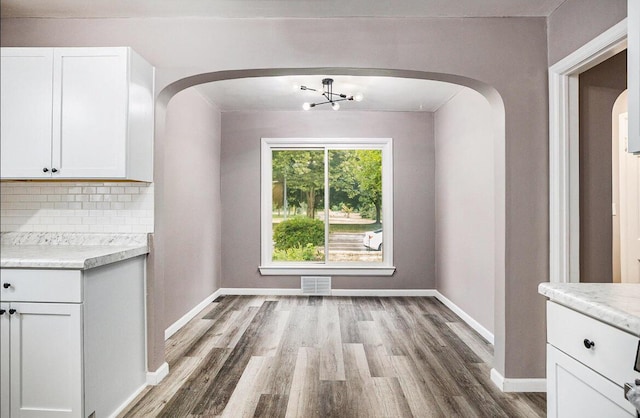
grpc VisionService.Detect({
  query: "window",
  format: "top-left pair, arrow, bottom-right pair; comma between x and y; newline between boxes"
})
260,138 -> 394,275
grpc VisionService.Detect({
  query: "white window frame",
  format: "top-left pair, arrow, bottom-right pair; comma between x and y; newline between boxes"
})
259,138 -> 395,276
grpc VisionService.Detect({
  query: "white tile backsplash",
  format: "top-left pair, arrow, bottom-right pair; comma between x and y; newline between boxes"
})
0,182 -> 154,233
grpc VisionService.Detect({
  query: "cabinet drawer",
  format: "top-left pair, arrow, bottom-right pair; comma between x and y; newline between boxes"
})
0,269 -> 82,303
547,301 -> 640,387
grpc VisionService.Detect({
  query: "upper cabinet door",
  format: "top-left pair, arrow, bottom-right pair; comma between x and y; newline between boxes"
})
0,48 -> 54,178
53,48 -> 128,178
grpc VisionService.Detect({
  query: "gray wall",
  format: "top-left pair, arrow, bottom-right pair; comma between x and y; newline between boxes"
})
435,88 -> 495,334
0,15 -> 550,379
164,87 -> 222,328
547,0 -> 627,65
221,110 -> 435,290
579,51 -> 627,283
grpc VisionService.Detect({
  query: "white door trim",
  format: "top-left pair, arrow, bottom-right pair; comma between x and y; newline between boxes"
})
548,19 -> 628,283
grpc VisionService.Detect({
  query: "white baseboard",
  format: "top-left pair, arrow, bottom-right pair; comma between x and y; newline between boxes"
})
433,291 -> 495,345
490,368 -> 546,393
165,289 -> 222,340
221,287 -> 438,297
331,289 -> 438,297
220,287 -> 303,296
146,362 -> 169,386
108,382 -> 147,418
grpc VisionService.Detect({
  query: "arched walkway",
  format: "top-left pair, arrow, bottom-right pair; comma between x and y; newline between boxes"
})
148,67 -> 507,383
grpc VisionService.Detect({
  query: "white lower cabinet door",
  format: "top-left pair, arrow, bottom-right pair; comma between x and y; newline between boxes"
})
1,304 -> 10,418
10,303 -> 82,418
547,345 -> 637,418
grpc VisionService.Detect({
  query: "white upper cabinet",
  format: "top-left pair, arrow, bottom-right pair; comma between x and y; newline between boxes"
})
0,47 -> 154,181
1,48 -> 55,178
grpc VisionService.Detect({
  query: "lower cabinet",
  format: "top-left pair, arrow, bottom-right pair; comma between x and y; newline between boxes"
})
546,301 -> 640,417
547,345 -> 637,417
0,303 -> 82,418
0,256 -> 146,418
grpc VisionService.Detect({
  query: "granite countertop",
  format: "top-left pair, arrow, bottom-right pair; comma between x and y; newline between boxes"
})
0,232 -> 149,270
539,282 -> 640,337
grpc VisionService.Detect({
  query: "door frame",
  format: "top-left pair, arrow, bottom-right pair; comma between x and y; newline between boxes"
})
548,19 -> 627,283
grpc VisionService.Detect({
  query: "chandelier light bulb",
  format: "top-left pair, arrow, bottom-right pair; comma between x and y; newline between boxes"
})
302,102 -> 311,111
331,102 -> 340,110
354,93 -> 364,102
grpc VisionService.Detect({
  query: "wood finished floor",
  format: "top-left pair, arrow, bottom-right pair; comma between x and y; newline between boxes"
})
119,296 -> 545,417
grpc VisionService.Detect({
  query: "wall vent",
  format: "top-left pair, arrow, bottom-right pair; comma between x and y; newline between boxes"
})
301,276 -> 332,295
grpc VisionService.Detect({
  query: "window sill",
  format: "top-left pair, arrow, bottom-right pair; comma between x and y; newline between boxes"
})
258,265 -> 396,276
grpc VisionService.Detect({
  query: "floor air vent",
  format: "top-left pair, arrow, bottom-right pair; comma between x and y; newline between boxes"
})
301,276 -> 332,295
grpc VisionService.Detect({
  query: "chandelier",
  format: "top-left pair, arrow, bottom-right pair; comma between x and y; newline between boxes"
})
300,78 -> 363,110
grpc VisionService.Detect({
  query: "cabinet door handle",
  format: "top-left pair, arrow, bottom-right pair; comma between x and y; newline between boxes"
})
583,338 -> 595,349
2,283 -> 10,289
0,309 -> 5,315
51,168 -> 58,173
8,309 -> 16,315
43,167 -> 49,173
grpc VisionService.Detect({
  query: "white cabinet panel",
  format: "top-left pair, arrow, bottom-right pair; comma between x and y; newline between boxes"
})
83,258 -> 147,417
0,49 -> 54,178
9,303 -> 82,418
54,49 -> 128,178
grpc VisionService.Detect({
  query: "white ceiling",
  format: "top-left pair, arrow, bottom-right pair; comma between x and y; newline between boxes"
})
196,75 -> 463,112
0,0 -> 567,19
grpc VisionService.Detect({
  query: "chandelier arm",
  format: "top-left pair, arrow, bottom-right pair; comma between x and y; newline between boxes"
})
309,100 -> 334,106
309,97 -> 353,107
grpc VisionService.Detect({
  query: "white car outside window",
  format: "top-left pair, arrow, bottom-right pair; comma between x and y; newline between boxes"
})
363,229 -> 383,251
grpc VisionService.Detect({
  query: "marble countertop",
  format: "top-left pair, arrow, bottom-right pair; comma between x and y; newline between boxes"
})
539,282 -> 640,337
0,232 -> 149,270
